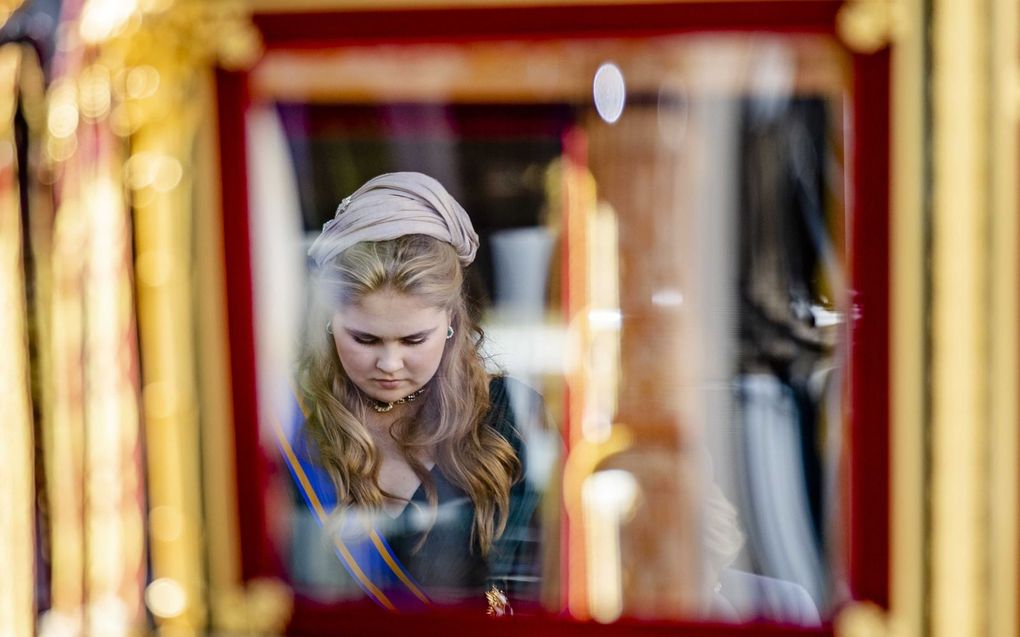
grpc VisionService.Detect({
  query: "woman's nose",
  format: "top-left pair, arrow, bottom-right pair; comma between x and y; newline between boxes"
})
375,347 -> 403,373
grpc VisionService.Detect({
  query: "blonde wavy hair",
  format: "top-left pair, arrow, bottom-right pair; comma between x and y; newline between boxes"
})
297,234 -> 520,555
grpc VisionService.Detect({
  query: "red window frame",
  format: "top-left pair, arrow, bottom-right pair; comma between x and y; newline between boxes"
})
216,2 -> 889,634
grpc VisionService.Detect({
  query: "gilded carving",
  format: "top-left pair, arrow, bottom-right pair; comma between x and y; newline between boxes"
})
0,0 -> 25,29
837,0 -> 906,54
39,1 -> 281,635
835,601 -> 891,637
212,578 -> 294,635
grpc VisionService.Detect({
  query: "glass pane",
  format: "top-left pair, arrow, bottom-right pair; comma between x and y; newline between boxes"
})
248,33 -> 850,625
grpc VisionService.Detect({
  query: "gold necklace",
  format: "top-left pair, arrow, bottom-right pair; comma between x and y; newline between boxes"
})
370,386 -> 427,413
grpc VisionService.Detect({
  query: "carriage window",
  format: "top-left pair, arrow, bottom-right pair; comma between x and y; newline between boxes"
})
247,34 -> 850,624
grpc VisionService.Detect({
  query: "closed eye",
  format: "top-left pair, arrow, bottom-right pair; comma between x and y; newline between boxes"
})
351,335 -> 379,345
402,337 -> 427,345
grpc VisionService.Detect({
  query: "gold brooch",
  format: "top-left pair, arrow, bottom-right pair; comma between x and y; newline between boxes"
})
485,585 -> 512,617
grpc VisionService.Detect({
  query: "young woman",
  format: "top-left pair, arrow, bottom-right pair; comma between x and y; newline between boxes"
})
288,172 -> 543,613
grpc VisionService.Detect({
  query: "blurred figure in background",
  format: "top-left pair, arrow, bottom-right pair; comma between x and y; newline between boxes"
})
704,478 -> 819,625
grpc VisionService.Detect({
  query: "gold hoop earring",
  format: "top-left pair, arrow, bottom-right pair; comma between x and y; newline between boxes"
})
326,321 -> 334,335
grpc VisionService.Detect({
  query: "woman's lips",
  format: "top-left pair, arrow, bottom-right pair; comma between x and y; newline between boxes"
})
374,379 -> 404,390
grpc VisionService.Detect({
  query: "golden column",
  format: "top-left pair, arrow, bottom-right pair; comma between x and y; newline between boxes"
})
930,0 -> 1019,634
0,42 -> 37,637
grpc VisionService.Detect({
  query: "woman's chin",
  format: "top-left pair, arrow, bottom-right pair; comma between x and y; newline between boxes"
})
362,383 -> 412,405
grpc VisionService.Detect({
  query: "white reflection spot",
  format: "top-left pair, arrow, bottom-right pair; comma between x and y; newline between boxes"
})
145,578 -> 186,618
588,308 -> 621,330
809,304 -> 844,327
583,469 -> 639,624
593,63 -> 626,124
481,322 -> 566,376
749,41 -> 794,123
585,470 -> 638,515
651,289 -> 684,307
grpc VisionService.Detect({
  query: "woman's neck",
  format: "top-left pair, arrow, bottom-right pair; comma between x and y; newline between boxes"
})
362,411 -> 397,456
362,405 -> 430,464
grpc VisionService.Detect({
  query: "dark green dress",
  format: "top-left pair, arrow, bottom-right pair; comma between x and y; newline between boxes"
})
379,376 -> 544,608
286,375 -> 546,610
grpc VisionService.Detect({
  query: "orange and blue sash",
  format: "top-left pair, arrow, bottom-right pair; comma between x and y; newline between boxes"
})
270,394 -> 432,611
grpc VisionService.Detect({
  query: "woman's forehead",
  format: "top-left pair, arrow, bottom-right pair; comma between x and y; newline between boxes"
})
333,291 -> 447,331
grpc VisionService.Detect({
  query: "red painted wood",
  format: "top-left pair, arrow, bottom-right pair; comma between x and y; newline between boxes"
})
221,1 -> 893,632
286,597 -> 833,637
215,68 -> 283,581
846,48 -> 891,608
253,2 -> 842,49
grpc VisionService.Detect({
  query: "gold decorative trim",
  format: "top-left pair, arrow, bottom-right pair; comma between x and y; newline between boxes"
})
927,0 -> 1014,634
986,0 -> 1019,635
252,37 -> 847,104
52,2 -> 280,636
0,43 -> 36,637
0,0 -> 25,30
190,26 -> 294,637
835,601 -> 891,637
888,0 -> 925,635
211,578 -> 294,635
124,16 -> 213,631
837,0 -> 907,54
191,67 -> 250,634
115,3 -> 291,635
199,0 -> 264,71
38,13 -> 153,631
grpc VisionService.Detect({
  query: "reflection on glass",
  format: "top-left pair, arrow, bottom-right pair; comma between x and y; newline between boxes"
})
267,172 -> 550,614
248,33 -> 848,626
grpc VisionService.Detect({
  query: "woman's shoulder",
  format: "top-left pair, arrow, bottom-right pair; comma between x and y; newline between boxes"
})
487,374 -> 541,402
716,569 -> 821,626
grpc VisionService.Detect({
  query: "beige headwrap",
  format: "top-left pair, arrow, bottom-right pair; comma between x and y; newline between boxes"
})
308,172 -> 479,268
